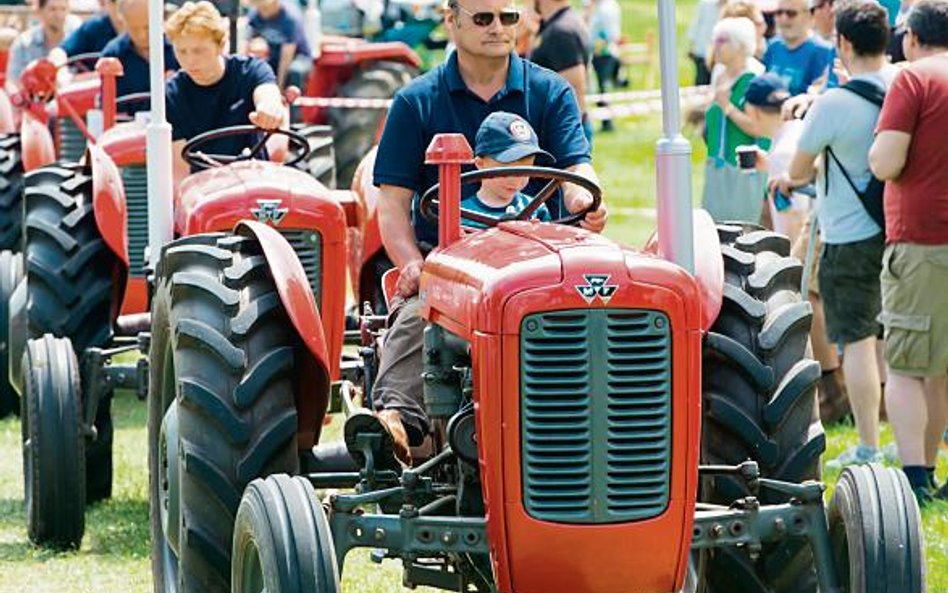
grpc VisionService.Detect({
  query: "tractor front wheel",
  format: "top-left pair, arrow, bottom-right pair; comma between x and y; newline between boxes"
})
0,133 -> 24,250
232,474 -> 342,593
827,464 -> 924,593
148,233 -> 300,593
700,224 -> 825,593
21,334 -> 85,549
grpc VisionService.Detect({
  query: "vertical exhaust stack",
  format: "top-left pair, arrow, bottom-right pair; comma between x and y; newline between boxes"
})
655,0 -> 695,275
147,0 -> 174,265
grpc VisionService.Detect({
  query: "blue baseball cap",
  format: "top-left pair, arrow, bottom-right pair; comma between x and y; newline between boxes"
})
744,73 -> 791,108
474,112 -> 554,164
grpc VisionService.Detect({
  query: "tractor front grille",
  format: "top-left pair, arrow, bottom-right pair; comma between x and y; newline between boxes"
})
278,229 -> 322,310
122,165 -> 148,277
520,309 -> 672,524
58,117 -> 86,162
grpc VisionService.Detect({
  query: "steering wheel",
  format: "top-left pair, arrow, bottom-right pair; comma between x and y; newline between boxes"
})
181,124 -> 310,171
113,92 -> 151,121
62,52 -> 101,73
418,166 -> 602,228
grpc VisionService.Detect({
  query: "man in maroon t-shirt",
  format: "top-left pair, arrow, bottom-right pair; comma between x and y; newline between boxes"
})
868,0 -> 948,503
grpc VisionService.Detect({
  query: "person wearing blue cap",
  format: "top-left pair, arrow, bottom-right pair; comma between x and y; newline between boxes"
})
462,112 -> 553,229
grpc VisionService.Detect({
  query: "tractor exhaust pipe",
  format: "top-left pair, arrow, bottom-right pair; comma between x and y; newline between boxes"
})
655,0 -> 695,275
147,0 -> 174,265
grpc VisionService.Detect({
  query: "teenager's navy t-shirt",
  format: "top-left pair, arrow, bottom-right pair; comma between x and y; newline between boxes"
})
101,34 -> 179,108
60,12 -> 118,56
166,55 -> 276,159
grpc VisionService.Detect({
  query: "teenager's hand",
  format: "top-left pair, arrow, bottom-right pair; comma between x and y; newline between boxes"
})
249,95 -> 285,130
567,191 -> 608,233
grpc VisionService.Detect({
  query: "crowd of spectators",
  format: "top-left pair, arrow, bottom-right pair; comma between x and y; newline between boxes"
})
696,0 -> 948,503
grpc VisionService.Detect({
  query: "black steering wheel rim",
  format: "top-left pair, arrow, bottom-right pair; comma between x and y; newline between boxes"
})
418,166 -> 602,228
181,124 -> 309,171
63,52 -> 101,73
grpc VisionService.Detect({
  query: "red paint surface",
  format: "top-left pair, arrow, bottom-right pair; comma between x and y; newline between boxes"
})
20,110 -> 55,171
98,121 -> 146,166
89,144 -> 130,323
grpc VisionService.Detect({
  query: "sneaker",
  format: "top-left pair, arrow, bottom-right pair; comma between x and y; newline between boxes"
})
882,442 -> 900,464
825,444 -> 883,471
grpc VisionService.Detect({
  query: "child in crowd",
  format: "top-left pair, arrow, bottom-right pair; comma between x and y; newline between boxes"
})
461,111 -> 553,229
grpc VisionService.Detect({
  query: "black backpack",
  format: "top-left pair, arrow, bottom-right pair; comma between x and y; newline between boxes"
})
824,79 -> 887,230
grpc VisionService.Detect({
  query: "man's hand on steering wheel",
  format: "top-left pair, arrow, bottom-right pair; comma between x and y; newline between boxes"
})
566,190 -> 609,233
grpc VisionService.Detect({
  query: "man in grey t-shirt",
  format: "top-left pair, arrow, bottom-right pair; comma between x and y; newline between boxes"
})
775,0 -> 893,469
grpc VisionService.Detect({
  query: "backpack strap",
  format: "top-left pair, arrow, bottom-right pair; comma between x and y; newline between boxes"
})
841,79 -> 886,107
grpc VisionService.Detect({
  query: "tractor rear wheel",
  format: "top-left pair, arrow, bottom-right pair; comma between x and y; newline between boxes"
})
0,133 -> 24,250
328,61 -> 416,188
232,474 -> 342,593
21,334 -> 85,549
0,249 -> 23,417
148,233 -> 300,593
700,224 -> 825,593
827,464 -> 924,593
23,163 -> 122,503
293,124 -> 337,189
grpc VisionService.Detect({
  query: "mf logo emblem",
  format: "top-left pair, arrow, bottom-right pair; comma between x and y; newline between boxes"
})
251,199 -> 288,226
575,274 -> 619,304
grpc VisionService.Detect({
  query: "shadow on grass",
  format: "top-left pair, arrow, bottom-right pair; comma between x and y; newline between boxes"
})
0,497 -> 150,561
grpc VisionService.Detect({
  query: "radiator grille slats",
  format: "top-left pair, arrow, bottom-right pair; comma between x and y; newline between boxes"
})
521,309 -> 672,524
122,165 -> 148,277
277,229 -> 322,310
58,118 -> 86,163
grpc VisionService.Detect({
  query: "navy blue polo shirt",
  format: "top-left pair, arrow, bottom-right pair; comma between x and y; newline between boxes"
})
167,55 -> 276,162
60,12 -> 118,56
101,34 -> 179,109
373,51 -> 590,245
247,3 -> 311,76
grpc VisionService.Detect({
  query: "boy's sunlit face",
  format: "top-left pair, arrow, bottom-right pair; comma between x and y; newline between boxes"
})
172,33 -> 224,85
475,154 -> 535,202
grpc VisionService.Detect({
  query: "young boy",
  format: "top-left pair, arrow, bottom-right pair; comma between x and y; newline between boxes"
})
461,111 -> 554,229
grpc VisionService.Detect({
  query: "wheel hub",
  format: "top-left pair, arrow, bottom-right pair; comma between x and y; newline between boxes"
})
160,401 -> 181,554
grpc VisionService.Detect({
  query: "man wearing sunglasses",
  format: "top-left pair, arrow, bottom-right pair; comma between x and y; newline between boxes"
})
762,0 -> 834,95
529,0 -> 591,138
363,0 -> 606,466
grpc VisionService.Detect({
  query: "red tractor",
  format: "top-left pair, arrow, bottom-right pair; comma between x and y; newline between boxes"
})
5,55 -> 364,548
142,0 -> 927,590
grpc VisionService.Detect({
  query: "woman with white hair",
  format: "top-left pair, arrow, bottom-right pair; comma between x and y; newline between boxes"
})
701,16 -> 768,223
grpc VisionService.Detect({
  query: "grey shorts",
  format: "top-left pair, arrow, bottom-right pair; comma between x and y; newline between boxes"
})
818,234 -> 884,344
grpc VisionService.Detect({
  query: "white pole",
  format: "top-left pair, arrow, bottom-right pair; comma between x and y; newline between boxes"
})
305,0 -> 322,58
654,0 -> 695,274
147,0 -> 174,264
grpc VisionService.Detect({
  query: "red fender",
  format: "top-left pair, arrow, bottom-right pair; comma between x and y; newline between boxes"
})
88,143 -> 129,266
643,209 -> 723,331
20,111 -> 55,172
0,90 -> 14,134
235,220 -> 333,449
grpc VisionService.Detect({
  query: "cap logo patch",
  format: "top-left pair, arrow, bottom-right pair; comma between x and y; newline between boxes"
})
509,120 -> 531,141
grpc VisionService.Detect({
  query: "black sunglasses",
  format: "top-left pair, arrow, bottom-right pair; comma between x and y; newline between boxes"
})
457,5 -> 521,26
774,8 -> 801,17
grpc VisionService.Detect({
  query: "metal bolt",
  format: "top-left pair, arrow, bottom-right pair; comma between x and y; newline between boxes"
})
442,530 -> 457,545
773,518 -> 786,534
654,317 -> 666,329
374,528 -> 386,542
525,320 -> 539,332
709,524 -> 724,539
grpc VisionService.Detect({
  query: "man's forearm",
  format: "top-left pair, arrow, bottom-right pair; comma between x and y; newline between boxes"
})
378,187 -> 423,269
276,44 -> 296,88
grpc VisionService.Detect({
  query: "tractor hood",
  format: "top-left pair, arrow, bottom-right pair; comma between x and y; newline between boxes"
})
51,73 -> 100,119
97,121 -> 146,167
175,160 -> 348,236
420,221 -> 701,339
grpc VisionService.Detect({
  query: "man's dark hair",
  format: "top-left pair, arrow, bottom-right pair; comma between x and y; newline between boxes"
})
835,0 -> 889,56
907,0 -> 948,48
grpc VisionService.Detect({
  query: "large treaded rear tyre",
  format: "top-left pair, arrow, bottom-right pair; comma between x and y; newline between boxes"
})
23,163 -> 120,352
23,163 -> 121,503
0,249 -> 23,417
328,61 -> 416,188
828,464 -> 924,593
700,224 -> 825,593
0,133 -> 24,250
21,334 -> 85,549
292,124 -> 337,189
149,233 -> 301,593
232,474 -> 342,593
